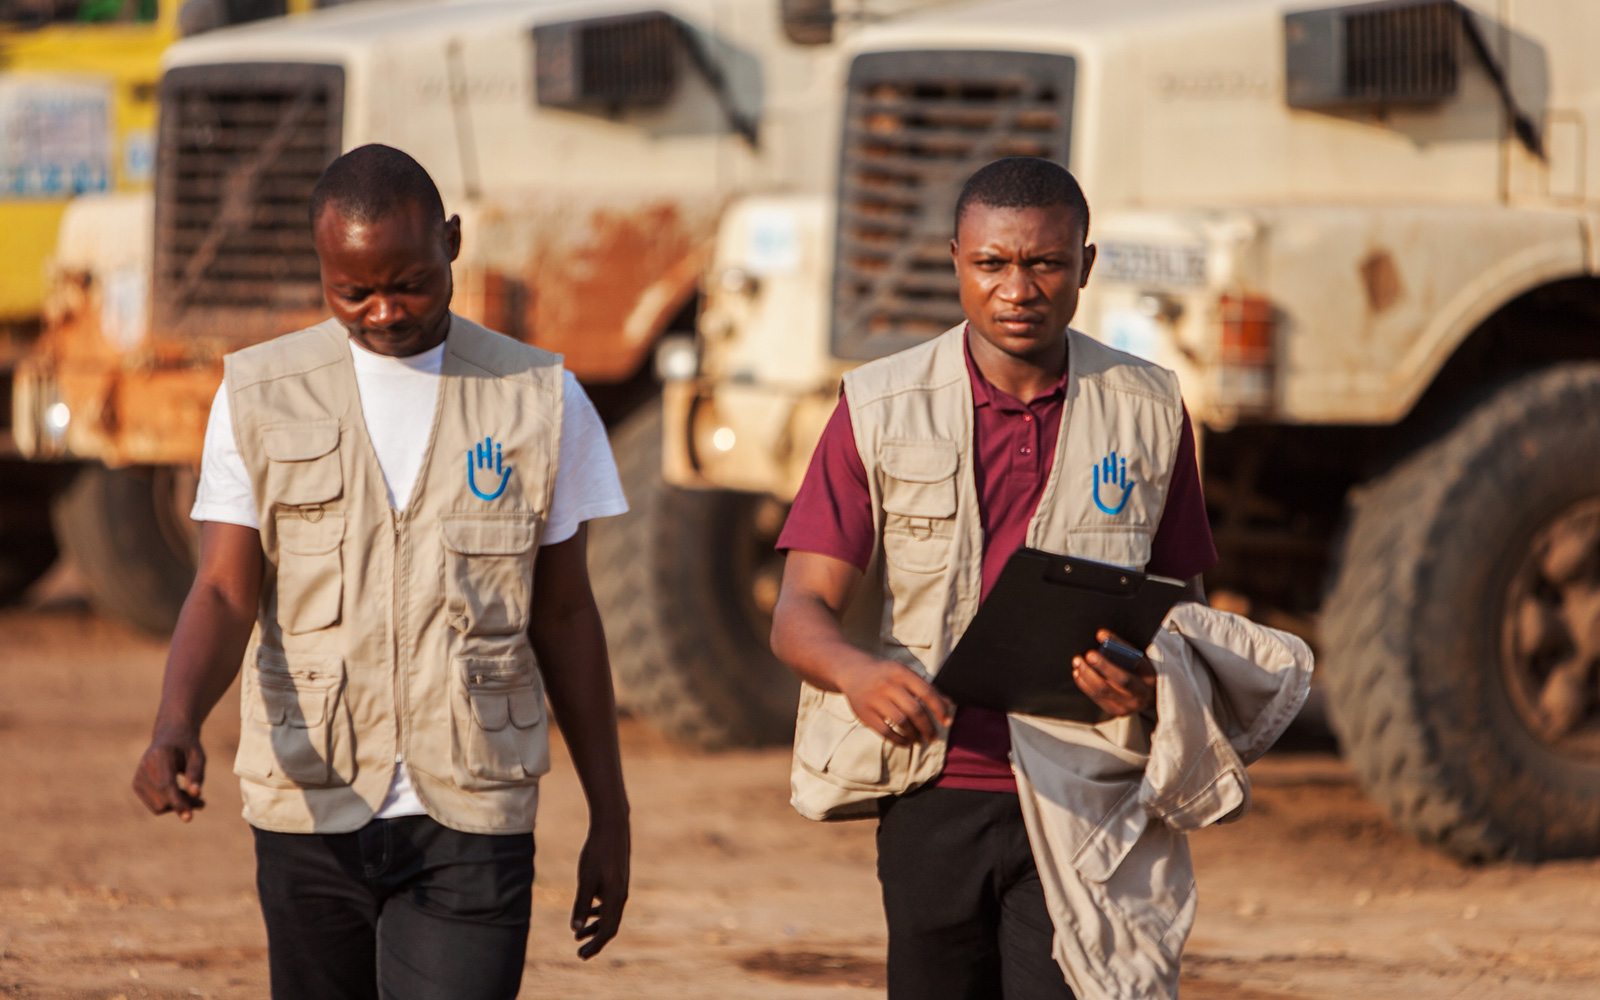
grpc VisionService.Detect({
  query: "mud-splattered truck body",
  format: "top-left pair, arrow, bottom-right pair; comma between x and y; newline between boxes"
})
14,0 -> 842,468
667,0 -> 1600,860
4,0 -> 873,650
5,0 -> 971,751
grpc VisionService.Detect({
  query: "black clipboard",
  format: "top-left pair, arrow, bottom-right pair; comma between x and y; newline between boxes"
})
933,549 -> 1187,721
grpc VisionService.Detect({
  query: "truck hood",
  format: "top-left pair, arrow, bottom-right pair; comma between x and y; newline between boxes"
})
162,0 -> 735,69
847,0 -> 1272,53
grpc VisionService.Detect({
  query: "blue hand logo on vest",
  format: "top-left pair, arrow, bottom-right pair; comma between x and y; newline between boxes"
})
467,437 -> 511,501
1092,451 -> 1134,515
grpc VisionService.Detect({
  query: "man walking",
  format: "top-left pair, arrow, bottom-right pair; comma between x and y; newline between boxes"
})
132,144 -> 630,999
771,157 -> 1218,998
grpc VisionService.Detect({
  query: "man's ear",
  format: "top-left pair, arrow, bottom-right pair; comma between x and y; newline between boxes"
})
950,236 -> 960,267
1079,243 -> 1097,289
444,214 -> 463,263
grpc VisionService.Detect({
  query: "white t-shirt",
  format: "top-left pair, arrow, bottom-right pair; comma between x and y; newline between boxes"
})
192,335 -> 628,818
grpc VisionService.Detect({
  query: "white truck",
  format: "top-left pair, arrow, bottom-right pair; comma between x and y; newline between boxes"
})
664,0 -> 1600,861
7,0 -> 944,739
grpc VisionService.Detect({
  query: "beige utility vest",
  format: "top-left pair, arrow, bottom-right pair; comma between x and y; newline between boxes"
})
791,324 -> 1185,821
226,314 -> 563,835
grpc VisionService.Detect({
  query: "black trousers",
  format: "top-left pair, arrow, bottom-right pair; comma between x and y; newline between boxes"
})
877,786 -> 1075,1000
253,815 -> 534,1000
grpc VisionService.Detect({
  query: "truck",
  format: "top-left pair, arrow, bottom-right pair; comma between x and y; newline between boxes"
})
6,0 -> 943,741
663,0 -> 1600,862
0,0 -> 360,604
0,0 -> 174,607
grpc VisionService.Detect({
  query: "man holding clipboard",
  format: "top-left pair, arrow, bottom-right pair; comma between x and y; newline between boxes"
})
771,157 -> 1216,999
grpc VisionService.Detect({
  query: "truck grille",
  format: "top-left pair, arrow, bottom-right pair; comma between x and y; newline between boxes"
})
153,63 -> 344,344
831,51 -> 1076,360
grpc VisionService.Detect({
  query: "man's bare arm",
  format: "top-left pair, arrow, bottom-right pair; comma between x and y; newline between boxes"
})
132,521 -> 263,821
771,551 -> 953,747
527,525 -> 629,960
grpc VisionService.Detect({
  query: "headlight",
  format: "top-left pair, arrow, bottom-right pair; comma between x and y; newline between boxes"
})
655,335 -> 699,382
43,401 -> 71,439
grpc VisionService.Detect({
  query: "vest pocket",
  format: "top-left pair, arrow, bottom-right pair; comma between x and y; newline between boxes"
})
275,512 -> 344,634
880,440 -> 958,576
793,685 -> 913,791
262,421 -> 343,506
235,648 -> 351,789
1065,526 -> 1154,570
451,650 -> 550,788
881,561 -> 948,651
441,514 -> 540,636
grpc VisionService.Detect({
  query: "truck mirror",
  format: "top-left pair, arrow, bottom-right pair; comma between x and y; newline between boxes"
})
780,0 -> 833,46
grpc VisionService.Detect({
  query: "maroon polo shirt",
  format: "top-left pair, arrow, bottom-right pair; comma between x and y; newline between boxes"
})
776,333 -> 1218,793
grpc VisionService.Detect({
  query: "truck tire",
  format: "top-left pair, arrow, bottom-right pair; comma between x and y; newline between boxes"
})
0,462 -> 62,605
1322,364 -> 1600,861
0,530 -> 57,606
53,464 -> 198,635
590,401 -> 798,748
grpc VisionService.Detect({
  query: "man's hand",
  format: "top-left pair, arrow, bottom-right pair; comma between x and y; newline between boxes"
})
838,658 -> 954,747
528,525 -> 631,960
133,727 -> 207,821
1072,629 -> 1157,718
1071,577 -> 1206,718
131,521 -> 262,823
773,551 -> 955,746
571,812 -> 630,960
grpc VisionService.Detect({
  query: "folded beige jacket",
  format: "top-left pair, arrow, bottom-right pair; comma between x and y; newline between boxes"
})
1009,604 -> 1313,1000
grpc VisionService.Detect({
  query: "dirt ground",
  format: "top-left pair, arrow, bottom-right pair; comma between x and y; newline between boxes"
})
3,597 -> 1599,1000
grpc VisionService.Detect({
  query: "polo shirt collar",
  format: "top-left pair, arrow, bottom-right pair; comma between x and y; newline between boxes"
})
962,323 -> 1072,409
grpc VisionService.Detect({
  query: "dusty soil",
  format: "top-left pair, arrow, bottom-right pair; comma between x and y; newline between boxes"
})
2,600 -> 1598,999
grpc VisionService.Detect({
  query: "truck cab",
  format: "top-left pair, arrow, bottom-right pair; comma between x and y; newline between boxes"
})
673,0 -> 1600,860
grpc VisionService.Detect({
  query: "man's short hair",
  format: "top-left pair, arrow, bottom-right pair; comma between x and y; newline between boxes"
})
953,157 -> 1090,240
309,144 -> 445,229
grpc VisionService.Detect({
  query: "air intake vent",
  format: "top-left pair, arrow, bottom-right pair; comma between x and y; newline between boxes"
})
831,51 -> 1075,360
1344,1 -> 1458,101
1286,0 -> 1461,108
534,11 -> 681,110
153,63 -> 344,344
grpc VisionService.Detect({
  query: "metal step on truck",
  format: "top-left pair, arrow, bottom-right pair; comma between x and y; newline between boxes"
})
663,0 -> 1600,861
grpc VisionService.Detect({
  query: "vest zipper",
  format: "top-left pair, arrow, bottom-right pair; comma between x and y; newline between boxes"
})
392,510 -> 408,772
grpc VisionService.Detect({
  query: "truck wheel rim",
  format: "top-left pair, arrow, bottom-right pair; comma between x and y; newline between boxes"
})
1501,496 -> 1600,760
